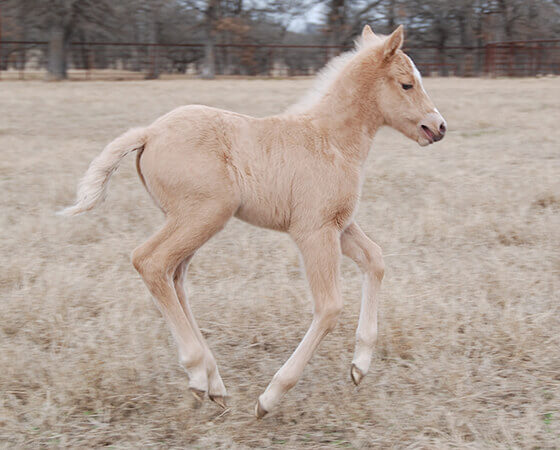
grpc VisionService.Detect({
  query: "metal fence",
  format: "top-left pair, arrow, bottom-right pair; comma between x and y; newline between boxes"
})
0,39 -> 559,80
485,39 -> 560,76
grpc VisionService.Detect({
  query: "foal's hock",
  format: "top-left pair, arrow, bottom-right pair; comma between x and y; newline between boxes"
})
60,24 -> 446,418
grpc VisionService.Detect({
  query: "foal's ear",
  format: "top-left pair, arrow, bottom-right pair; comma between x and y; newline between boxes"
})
383,25 -> 404,60
361,25 -> 376,41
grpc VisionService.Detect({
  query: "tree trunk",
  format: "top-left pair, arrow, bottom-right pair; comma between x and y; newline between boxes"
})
327,0 -> 346,58
201,0 -> 217,79
458,12 -> 468,76
146,5 -> 160,79
435,23 -> 448,77
202,35 -> 215,79
387,0 -> 396,30
17,1 -> 28,72
47,25 -> 68,80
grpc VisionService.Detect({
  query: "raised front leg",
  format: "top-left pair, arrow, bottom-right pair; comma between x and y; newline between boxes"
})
340,222 -> 384,385
256,227 -> 343,418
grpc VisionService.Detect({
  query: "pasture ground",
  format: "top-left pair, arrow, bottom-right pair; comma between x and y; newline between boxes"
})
1,77 -> 559,448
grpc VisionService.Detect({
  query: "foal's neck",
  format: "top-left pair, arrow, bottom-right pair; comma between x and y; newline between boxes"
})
308,77 -> 384,164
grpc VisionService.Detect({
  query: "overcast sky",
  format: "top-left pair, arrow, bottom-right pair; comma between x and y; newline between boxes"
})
243,0 -> 327,32
286,2 -> 326,32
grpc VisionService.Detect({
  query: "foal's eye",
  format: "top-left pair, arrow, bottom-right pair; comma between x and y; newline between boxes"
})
401,83 -> 413,90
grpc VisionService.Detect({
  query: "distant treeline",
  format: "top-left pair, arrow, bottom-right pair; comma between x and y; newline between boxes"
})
1,0 -> 559,79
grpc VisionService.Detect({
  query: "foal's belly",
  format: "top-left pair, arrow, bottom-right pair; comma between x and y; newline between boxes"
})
234,200 -> 291,232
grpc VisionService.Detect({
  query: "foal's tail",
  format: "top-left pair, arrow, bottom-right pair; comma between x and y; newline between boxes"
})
57,127 -> 147,216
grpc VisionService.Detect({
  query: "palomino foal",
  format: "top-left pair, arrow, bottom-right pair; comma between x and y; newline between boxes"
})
60,25 -> 446,418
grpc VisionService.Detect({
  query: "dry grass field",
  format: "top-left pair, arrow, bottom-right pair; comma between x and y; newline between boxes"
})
1,77 -> 559,448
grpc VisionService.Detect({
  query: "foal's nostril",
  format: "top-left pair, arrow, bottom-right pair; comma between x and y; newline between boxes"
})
439,122 -> 447,134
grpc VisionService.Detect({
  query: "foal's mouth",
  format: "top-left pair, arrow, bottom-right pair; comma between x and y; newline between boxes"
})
421,125 -> 437,144
420,124 -> 445,144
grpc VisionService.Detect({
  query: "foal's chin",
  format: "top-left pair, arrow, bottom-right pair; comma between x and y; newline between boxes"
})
402,131 -> 431,147
417,137 -> 432,147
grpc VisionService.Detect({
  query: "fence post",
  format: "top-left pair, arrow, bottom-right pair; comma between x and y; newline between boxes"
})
19,47 -> 24,80
147,44 -> 159,79
484,43 -> 490,76
155,45 -> 158,77
508,43 -> 513,76
536,43 -> 541,76
86,47 -> 92,80
0,4 -> 2,81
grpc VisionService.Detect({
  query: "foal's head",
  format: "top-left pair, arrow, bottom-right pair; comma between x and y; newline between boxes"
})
359,25 -> 447,146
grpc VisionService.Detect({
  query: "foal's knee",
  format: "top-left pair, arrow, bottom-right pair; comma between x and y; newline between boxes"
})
364,242 -> 384,281
316,301 -> 343,332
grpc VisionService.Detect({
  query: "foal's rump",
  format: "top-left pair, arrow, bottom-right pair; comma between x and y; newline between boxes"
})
136,105 -> 241,213
59,105 -> 242,217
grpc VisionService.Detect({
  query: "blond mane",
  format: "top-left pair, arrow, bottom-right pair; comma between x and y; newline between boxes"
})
285,36 -> 384,114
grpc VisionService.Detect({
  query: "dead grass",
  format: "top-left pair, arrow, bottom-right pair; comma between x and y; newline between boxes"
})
1,77 -> 559,448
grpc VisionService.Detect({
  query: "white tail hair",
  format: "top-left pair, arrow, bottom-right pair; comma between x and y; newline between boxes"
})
58,127 -> 147,216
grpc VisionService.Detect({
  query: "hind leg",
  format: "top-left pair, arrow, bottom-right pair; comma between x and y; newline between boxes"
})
132,200 -> 235,399
174,258 -> 227,407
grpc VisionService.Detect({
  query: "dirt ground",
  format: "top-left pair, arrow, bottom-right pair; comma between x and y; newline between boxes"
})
1,77 -> 559,448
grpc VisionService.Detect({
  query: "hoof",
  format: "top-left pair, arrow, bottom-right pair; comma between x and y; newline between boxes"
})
189,387 -> 206,403
351,364 -> 364,386
254,399 -> 268,419
209,395 -> 227,409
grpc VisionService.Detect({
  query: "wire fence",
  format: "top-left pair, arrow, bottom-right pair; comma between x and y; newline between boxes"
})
0,39 -> 559,80
485,40 -> 560,76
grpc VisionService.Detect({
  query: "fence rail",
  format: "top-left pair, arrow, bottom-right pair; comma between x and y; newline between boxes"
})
485,39 -> 560,76
1,39 -> 559,80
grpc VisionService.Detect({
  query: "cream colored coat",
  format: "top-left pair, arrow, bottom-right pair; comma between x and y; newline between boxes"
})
61,25 -> 446,418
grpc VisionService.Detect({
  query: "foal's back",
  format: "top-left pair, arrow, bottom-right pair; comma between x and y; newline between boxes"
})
139,104 -> 359,232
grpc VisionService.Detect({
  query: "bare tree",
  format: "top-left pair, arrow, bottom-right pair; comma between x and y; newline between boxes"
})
20,0 -> 113,80
325,0 -> 385,48
2,0 -> 560,78
202,0 -> 218,78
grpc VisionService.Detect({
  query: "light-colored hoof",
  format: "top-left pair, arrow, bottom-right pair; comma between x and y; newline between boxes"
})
209,395 -> 227,409
189,387 -> 206,403
351,364 -> 364,386
254,399 -> 268,419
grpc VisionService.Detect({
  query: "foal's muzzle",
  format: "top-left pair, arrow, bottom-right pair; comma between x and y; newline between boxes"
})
418,112 -> 447,145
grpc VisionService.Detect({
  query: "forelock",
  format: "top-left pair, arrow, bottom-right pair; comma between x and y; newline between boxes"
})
404,54 -> 422,83
387,51 -> 412,76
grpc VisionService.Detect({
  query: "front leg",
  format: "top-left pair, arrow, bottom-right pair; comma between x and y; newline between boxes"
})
256,227 -> 343,418
340,222 -> 385,385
